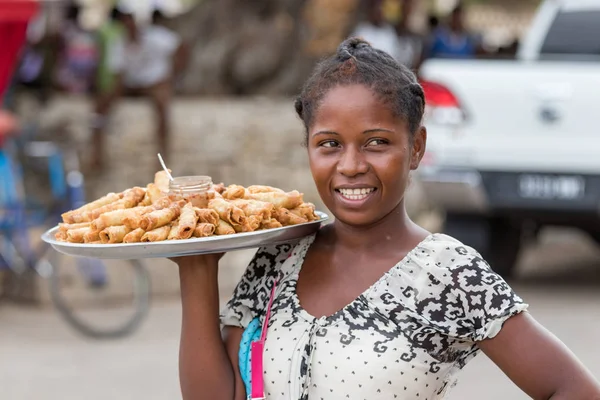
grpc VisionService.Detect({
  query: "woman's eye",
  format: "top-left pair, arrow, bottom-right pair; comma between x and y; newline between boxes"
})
366,138 -> 388,147
320,140 -> 339,148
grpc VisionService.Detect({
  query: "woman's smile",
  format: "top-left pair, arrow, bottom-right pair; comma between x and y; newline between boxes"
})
334,186 -> 378,207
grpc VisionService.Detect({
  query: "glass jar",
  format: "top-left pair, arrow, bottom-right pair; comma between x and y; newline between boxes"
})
168,175 -> 213,197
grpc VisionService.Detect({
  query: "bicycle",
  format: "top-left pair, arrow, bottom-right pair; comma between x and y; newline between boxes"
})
0,124 -> 152,339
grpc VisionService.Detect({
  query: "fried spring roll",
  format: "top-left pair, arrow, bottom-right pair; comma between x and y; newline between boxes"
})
122,187 -> 146,208
123,228 -> 145,243
193,222 -> 215,237
99,225 -> 132,244
290,202 -> 318,222
230,199 -> 274,220
140,203 -> 181,231
275,208 -> 308,226
208,197 -> 246,226
80,201 -> 127,222
92,206 -> 153,231
55,230 -> 68,241
139,192 -> 153,207
167,222 -> 179,240
154,170 -> 172,193
141,225 -> 170,242
247,190 -> 303,210
261,218 -> 282,230
152,197 -> 172,210
61,192 -> 122,223
246,185 -> 284,194
222,184 -> 247,200
174,203 -> 199,240
83,230 -> 101,243
186,192 -> 213,209
193,207 -> 219,226
58,222 -> 91,231
246,215 -> 262,231
212,183 -> 226,195
146,183 -> 166,205
66,227 -> 91,243
215,219 -> 235,235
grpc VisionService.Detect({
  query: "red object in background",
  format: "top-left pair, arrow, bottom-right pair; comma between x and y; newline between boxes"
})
419,79 -> 461,108
0,0 -> 39,103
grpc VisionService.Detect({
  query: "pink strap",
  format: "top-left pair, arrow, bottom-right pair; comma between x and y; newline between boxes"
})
250,278 -> 278,399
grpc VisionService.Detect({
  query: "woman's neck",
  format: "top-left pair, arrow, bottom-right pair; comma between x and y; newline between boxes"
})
327,200 -> 427,252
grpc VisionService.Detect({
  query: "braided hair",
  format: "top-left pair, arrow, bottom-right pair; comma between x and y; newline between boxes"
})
295,37 -> 425,143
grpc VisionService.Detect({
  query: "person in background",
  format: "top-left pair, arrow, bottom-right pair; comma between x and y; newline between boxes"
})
427,3 -> 482,59
95,7 -> 124,100
393,0 -> 423,71
55,3 -> 99,94
351,0 -> 405,66
91,8 -> 188,169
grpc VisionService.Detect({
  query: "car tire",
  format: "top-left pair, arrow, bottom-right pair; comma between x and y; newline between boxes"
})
443,214 -> 522,279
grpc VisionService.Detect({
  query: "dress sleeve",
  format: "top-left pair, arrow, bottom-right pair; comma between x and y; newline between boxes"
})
220,243 -> 293,328
410,236 -> 529,342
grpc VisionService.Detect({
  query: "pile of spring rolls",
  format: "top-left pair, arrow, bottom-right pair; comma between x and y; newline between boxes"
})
54,171 -> 319,244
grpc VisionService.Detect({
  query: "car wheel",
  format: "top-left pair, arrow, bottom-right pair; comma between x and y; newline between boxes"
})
443,214 -> 522,279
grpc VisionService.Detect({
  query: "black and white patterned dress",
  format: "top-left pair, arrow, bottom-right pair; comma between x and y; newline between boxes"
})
221,233 -> 528,399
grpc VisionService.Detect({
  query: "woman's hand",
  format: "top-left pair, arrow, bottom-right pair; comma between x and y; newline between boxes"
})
479,312 -> 600,399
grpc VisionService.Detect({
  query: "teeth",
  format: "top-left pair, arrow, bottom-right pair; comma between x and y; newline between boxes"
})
337,188 -> 375,199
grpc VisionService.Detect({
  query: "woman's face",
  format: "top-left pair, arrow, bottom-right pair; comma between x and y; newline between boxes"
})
307,84 -> 426,227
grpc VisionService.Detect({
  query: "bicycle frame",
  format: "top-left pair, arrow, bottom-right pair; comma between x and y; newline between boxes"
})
0,138 -> 107,285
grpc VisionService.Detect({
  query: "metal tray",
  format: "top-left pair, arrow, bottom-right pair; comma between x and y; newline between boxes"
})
42,211 -> 329,260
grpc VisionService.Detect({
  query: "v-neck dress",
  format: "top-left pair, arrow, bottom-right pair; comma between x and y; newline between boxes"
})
220,233 -> 528,400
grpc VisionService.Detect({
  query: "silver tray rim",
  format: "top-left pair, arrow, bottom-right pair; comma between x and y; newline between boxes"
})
41,211 -> 329,259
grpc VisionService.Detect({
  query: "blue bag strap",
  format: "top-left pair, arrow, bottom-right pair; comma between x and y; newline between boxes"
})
239,317 -> 262,397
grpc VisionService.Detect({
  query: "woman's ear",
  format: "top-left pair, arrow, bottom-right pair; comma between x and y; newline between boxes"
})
410,126 -> 427,170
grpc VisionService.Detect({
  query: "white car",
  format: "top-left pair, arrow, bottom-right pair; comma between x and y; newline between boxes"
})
418,0 -> 600,277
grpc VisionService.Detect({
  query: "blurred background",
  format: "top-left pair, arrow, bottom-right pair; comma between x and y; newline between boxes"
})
1,0 -> 599,399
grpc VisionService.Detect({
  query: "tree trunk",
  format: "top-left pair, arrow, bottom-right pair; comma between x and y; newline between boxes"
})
167,0 -> 362,95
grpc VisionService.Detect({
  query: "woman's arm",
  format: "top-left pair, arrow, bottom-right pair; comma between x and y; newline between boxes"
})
479,312 -> 600,400
177,254 -> 244,400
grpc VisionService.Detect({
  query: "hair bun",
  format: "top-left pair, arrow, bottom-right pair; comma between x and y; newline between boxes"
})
294,97 -> 304,119
336,37 -> 372,61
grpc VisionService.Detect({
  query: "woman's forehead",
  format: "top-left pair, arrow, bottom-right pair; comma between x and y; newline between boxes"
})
312,85 -> 401,130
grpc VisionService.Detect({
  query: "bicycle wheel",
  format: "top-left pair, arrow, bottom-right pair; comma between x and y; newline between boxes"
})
45,249 -> 151,339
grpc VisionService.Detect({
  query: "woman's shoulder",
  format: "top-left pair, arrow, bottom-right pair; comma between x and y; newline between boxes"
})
408,232 -> 487,272
384,232 -> 505,298
381,233 -> 528,341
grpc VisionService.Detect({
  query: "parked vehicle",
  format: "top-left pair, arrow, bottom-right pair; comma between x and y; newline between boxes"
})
418,0 -> 600,277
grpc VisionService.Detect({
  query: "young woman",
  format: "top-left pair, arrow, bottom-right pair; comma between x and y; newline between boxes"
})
174,38 -> 600,400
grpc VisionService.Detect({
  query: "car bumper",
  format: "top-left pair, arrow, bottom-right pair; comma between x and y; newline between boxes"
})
418,167 -> 600,219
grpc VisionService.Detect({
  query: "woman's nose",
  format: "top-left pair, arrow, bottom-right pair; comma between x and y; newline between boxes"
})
336,148 -> 369,177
